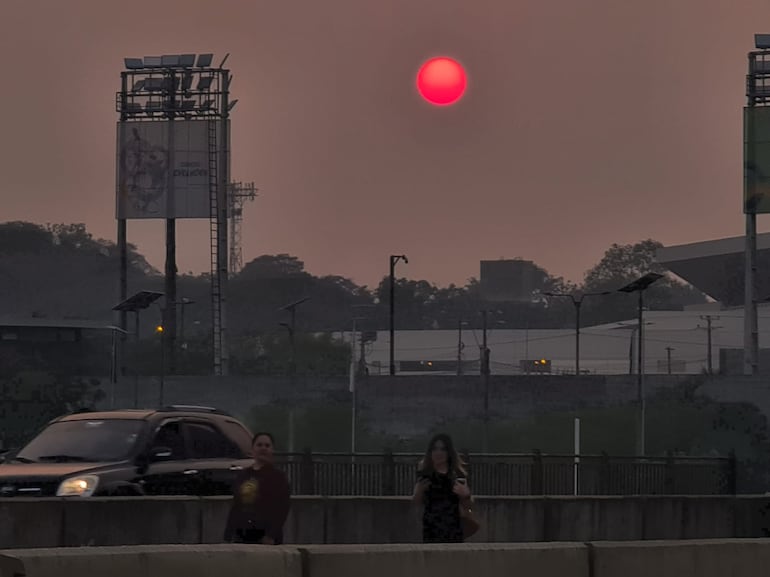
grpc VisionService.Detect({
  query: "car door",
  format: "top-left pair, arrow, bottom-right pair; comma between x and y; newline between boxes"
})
139,419 -> 202,495
181,420 -> 251,495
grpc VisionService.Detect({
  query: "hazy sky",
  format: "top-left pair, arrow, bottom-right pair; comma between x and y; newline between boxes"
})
1,0 -> 769,288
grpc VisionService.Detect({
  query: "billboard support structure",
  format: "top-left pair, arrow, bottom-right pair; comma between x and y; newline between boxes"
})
742,40 -> 770,375
116,53 -> 235,376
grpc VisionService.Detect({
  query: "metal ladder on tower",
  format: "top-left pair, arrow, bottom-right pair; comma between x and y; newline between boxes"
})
208,119 -> 222,375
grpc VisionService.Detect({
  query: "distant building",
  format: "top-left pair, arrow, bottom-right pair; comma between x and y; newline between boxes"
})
338,234 -> 770,376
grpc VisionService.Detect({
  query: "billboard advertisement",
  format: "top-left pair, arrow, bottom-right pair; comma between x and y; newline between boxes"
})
744,106 -> 770,214
116,120 -> 223,219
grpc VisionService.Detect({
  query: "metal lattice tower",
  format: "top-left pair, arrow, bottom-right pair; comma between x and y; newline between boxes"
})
228,182 -> 258,275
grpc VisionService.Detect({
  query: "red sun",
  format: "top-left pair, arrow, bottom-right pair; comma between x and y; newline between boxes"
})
416,57 -> 467,106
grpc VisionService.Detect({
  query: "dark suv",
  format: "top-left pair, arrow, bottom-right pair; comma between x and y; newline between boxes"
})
0,405 -> 254,497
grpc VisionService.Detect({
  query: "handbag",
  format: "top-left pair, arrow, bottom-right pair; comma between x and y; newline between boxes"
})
459,501 -> 481,539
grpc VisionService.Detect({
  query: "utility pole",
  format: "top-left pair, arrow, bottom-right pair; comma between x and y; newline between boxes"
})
700,315 -> 720,375
481,310 -> 490,452
388,254 -> 408,375
457,319 -> 465,376
665,346 -> 674,375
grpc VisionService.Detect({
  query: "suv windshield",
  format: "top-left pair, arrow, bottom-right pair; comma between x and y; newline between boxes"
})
17,419 -> 146,463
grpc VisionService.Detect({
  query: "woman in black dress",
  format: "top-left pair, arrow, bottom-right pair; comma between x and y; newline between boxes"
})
412,433 -> 472,543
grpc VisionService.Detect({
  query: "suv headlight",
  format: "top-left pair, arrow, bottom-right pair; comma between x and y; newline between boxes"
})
56,475 -> 99,497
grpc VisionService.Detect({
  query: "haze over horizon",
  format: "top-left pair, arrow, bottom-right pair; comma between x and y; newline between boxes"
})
2,0 -> 770,288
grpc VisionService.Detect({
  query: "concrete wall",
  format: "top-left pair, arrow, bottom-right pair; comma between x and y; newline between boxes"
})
2,495 -> 770,550
0,545 -> 302,577
4,540 -> 770,577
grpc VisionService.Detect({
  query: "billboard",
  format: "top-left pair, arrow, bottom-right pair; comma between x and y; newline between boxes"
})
480,259 -> 538,302
744,106 -> 770,214
116,120 -> 223,219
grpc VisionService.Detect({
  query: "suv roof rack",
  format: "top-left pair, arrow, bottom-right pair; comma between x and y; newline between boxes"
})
160,405 -> 230,416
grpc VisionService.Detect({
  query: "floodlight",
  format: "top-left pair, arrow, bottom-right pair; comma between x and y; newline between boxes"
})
146,101 -> 163,113
227,99 -> 239,111
125,102 -> 142,114
144,56 -> 162,68
196,53 -> 214,68
197,76 -> 213,91
179,54 -> 196,67
181,100 -> 196,111
756,34 -> 770,50
131,79 -> 145,92
161,55 -> 180,67
124,58 -> 143,69
199,99 -> 214,110
182,72 -> 193,91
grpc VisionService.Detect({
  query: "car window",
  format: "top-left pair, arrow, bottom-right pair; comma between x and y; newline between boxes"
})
219,419 -> 253,456
152,421 -> 187,460
184,422 -> 242,459
16,419 -> 145,463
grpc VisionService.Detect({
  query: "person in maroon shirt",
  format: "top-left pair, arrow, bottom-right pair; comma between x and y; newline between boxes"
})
223,432 -> 291,544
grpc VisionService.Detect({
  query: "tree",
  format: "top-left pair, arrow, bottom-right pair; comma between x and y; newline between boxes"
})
0,221 -> 159,321
580,239 -> 707,325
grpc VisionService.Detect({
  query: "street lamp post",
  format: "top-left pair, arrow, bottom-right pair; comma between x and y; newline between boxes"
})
544,291 -> 611,375
155,321 -> 165,406
389,254 -> 408,375
279,297 -> 310,453
112,291 -> 164,409
618,272 -> 663,456
481,310 -> 491,452
349,304 -> 376,456
178,297 -> 195,352
456,320 -> 469,376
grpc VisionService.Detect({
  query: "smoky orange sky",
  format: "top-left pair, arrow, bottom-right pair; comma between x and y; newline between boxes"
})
1,0 -> 769,288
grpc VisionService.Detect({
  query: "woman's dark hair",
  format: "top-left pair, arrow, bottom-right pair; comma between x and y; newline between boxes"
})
252,432 -> 275,446
418,433 -> 466,476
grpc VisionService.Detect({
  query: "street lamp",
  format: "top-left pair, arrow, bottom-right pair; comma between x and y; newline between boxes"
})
544,291 -> 612,375
155,322 -> 165,406
349,304 -> 376,456
618,272 -> 663,456
177,297 -> 196,351
112,290 -> 164,408
279,297 -> 310,453
389,254 -> 408,375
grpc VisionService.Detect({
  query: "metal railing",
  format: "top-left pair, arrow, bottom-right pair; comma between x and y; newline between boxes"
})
274,451 -> 736,496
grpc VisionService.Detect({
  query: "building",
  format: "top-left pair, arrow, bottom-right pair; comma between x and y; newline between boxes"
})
342,234 -> 770,376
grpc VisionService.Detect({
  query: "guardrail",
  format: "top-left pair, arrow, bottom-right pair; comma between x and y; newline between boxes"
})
274,451 -> 736,496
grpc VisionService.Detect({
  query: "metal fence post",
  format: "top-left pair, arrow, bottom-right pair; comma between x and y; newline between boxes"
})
531,449 -> 544,495
728,449 -> 738,495
664,451 -> 675,494
301,448 -> 315,495
383,448 -> 395,496
600,451 -> 610,494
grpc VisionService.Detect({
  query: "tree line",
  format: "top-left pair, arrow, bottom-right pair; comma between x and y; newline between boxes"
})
0,221 -> 708,376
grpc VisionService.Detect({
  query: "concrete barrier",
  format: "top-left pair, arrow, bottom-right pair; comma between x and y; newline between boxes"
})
0,545 -> 302,577
4,540 -> 770,576
3,495 -> 770,549
300,543 -> 589,577
591,539 -> 770,577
